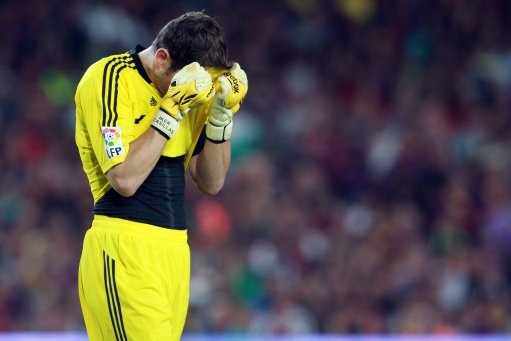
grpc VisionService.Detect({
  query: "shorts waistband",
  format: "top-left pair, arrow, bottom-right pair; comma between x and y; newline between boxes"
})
92,215 -> 187,244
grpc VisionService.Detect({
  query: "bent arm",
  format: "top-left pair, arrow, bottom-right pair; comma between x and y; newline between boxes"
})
188,140 -> 231,195
106,128 -> 167,197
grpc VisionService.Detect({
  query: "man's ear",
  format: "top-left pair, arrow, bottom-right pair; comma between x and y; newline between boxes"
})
154,48 -> 173,71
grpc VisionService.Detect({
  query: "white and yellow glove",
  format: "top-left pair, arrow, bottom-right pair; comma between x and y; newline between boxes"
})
152,62 -> 214,139
206,63 -> 248,142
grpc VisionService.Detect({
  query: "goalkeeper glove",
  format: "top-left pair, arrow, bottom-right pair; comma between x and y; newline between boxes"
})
152,62 -> 214,139
206,63 -> 248,142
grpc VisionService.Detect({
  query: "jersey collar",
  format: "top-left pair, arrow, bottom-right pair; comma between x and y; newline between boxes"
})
129,45 -> 152,84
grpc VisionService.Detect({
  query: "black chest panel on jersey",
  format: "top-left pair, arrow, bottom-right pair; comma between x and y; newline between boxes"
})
93,156 -> 187,229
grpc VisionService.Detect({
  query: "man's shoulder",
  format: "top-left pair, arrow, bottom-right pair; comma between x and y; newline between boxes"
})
87,52 -> 133,74
77,52 -> 134,90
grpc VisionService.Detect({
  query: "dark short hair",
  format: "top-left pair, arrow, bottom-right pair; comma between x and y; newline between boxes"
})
152,11 -> 232,70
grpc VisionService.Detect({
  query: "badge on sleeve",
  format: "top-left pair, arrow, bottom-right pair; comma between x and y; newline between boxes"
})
102,126 -> 126,160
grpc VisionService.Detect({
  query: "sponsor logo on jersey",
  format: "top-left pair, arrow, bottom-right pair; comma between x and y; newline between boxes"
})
102,127 -> 126,159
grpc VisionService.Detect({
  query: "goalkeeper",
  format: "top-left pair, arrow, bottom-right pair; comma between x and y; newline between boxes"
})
75,12 -> 247,341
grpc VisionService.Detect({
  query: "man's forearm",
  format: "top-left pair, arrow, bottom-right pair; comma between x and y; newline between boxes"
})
106,128 -> 168,196
194,140 -> 231,195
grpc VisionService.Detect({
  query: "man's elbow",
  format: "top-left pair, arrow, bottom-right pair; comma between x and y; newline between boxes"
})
199,180 -> 224,196
108,174 -> 138,197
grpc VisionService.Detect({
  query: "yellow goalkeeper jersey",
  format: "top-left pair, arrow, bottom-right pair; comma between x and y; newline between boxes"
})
75,45 -> 209,205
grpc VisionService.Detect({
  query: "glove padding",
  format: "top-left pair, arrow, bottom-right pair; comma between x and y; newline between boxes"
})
206,63 -> 248,142
153,62 -> 214,139
217,62 -> 248,114
162,62 -> 214,120
206,76 -> 234,142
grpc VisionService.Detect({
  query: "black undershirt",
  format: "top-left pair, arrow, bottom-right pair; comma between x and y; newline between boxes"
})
94,156 -> 187,228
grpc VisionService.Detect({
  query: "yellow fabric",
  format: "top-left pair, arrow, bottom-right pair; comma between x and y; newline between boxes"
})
78,215 -> 190,341
75,52 -> 210,203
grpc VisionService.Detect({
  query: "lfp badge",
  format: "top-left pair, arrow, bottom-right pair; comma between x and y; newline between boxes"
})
102,127 -> 125,159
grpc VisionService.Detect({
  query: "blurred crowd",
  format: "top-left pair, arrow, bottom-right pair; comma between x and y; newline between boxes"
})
1,0 -> 511,334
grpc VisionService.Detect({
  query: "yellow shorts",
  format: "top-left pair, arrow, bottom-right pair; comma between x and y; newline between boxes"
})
78,215 -> 190,341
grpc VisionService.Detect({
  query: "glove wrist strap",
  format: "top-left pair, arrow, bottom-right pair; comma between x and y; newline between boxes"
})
151,110 -> 180,140
206,120 -> 233,143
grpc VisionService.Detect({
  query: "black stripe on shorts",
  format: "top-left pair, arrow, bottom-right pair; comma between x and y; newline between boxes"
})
103,251 -> 128,341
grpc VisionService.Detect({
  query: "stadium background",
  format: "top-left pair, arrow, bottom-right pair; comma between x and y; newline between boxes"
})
1,0 -> 511,338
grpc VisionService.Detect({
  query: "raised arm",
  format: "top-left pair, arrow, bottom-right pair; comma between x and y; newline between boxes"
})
188,63 -> 248,195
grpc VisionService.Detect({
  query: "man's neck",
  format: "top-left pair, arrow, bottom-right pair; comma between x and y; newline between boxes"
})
138,47 -> 157,86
